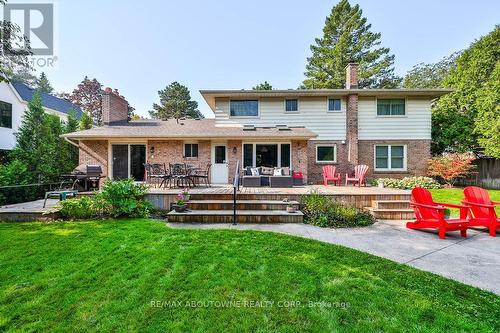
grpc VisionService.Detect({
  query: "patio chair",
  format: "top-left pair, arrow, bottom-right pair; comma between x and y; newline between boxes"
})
322,165 -> 341,186
462,186 -> 499,237
191,163 -> 211,187
170,163 -> 194,188
149,163 -> 170,188
407,187 -> 468,239
345,165 -> 368,187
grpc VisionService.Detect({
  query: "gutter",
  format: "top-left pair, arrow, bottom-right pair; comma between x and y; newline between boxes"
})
64,136 -> 79,148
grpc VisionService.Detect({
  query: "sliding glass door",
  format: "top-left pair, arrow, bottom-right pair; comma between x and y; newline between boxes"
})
112,144 -> 146,181
243,143 -> 291,168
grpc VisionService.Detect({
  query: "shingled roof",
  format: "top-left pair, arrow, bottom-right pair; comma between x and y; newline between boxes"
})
63,119 -> 317,140
12,82 -> 83,118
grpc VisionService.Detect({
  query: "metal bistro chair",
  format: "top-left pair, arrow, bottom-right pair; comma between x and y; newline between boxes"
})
170,163 -> 191,188
192,163 -> 211,187
149,163 -> 171,188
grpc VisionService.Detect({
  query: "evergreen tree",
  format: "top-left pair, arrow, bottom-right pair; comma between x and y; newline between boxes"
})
79,112 -> 93,130
39,114 -> 64,181
252,81 -> 273,90
11,92 -> 46,182
37,72 -> 54,93
432,26 -> 499,156
302,0 -> 400,89
149,82 -> 203,120
63,110 -> 79,170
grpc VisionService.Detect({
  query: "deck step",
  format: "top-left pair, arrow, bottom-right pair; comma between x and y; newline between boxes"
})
366,208 -> 415,220
167,209 -> 304,223
374,200 -> 411,209
187,200 -> 299,210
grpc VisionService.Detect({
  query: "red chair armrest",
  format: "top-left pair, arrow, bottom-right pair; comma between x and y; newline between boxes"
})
491,201 -> 500,205
435,202 -> 468,209
410,202 -> 446,210
462,201 -> 495,208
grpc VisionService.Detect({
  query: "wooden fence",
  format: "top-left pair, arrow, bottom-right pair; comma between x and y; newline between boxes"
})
456,158 -> 500,189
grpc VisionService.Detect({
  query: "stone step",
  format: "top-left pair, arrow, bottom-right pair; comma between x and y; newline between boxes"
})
167,209 -> 304,223
374,200 -> 411,209
366,208 -> 415,220
187,200 -> 299,211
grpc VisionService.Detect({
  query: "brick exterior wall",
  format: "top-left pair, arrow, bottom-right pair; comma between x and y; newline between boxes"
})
346,94 -> 358,167
78,140 -> 108,185
102,88 -> 129,125
292,140 -> 309,183
227,140 -> 242,184
358,139 -> 431,179
307,140 -> 350,184
147,140 -> 211,171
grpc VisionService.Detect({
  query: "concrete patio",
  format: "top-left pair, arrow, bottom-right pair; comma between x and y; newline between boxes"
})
169,220 -> 500,295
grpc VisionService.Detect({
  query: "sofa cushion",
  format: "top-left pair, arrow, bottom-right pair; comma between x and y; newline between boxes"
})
273,168 -> 282,176
281,167 -> 290,176
260,166 -> 274,175
250,167 -> 260,176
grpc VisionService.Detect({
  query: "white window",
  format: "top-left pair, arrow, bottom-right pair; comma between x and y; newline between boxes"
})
328,98 -> 341,112
374,145 -> 406,171
285,99 -> 298,112
377,99 -> 405,116
184,143 -> 198,158
316,145 -> 337,163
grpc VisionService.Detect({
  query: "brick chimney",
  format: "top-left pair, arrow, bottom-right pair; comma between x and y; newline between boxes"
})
345,63 -> 359,165
345,63 -> 359,89
102,87 -> 129,125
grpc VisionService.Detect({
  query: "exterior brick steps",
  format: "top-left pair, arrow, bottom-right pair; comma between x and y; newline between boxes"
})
374,200 -> 411,210
167,209 -> 304,223
366,208 -> 415,220
187,200 -> 299,211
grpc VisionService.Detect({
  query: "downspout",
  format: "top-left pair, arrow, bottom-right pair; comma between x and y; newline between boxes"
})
64,136 -> 80,148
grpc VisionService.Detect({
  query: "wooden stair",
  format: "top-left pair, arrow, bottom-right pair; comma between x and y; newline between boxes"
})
366,200 -> 415,220
167,198 -> 303,223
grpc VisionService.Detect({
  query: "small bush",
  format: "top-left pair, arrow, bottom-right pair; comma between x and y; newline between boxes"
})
375,176 -> 441,189
301,191 -> 375,228
59,179 -> 152,220
100,179 -> 152,218
427,153 -> 476,186
59,195 -> 108,219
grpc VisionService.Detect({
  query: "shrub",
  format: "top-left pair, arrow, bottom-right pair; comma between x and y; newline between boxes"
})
59,195 -> 108,220
100,179 -> 152,218
301,191 -> 375,228
375,176 -> 441,189
427,153 -> 476,186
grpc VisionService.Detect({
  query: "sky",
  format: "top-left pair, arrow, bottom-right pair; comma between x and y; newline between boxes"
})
33,0 -> 500,118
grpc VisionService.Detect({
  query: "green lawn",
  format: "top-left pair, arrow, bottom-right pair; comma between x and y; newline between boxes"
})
1,220 -> 499,332
429,188 -> 500,217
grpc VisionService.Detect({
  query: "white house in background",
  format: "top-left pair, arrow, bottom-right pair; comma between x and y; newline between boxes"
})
0,81 -> 83,151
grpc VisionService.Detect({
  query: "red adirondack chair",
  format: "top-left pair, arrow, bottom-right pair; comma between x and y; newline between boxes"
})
322,165 -> 341,186
462,186 -> 499,237
407,187 -> 468,239
345,165 -> 368,187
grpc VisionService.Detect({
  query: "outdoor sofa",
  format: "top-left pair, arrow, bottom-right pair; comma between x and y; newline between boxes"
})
242,166 -> 293,188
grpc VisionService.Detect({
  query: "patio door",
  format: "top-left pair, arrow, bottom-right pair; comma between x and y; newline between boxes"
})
211,144 -> 228,184
111,144 -> 146,181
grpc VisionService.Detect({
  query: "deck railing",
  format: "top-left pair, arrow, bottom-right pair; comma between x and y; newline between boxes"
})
232,160 -> 241,225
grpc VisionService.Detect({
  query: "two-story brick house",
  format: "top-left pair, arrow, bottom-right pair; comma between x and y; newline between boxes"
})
63,64 -> 450,184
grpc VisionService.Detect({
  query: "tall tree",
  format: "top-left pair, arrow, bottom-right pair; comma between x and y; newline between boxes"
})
149,82 -> 203,120
432,26 -> 499,156
403,53 -> 460,89
0,0 -> 33,83
63,110 -> 79,169
79,112 -> 93,130
252,81 -> 273,90
8,67 -> 38,86
37,72 -> 54,93
67,76 -> 103,125
302,0 -> 400,89
10,92 -> 46,182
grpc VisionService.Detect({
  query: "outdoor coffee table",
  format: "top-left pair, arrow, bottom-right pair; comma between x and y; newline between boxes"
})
43,190 -> 78,208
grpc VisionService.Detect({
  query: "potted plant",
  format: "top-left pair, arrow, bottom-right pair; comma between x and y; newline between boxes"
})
172,192 -> 188,212
181,188 -> 190,202
286,203 -> 297,213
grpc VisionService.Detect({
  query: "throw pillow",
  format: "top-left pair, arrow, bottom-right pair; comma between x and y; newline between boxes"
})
250,167 -> 260,176
281,167 -> 290,176
261,166 -> 274,175
273,168 -> 282,176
